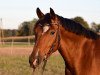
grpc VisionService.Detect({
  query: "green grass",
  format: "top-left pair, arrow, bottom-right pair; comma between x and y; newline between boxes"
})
0,55 -> 65,75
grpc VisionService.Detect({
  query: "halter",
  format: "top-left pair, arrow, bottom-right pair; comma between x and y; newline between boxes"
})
42,23 -> 60,74
47,23 -> 60,57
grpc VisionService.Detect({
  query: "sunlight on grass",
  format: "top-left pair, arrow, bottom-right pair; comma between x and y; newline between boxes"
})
0,55 -> 65,75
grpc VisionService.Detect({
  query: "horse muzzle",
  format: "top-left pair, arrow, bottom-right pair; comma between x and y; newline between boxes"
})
29,54 -> 47,69
29,56 -> 38,69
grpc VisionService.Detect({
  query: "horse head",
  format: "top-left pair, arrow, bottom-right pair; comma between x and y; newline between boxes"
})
29,8 -> 60,69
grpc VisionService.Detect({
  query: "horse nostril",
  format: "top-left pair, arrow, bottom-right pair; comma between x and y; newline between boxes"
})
29,58 -> 32,65
29,56 -> 34,66
29,59 -> 31,64
29,60 -> 33,67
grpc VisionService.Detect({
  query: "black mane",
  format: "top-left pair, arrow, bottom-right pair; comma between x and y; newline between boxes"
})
37,13 -> 99,40
56,15 -> 100,40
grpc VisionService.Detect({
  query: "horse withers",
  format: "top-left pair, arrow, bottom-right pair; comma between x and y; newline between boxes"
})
29,8 -> 100,75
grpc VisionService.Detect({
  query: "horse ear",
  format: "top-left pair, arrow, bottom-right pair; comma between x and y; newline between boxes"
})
36,8 -> 44,19
50,8 -> 56,20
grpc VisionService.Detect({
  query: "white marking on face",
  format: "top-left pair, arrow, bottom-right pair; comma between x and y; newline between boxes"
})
33,49 -> 39,65
36,49 -> 39,57
33,59 -> 37,65
42,26 -> 50,34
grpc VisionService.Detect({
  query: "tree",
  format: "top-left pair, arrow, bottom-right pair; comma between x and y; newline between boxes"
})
4,29 -> 17,37
72,16 -> 89,28
97,24 -> 100,32
17,18 -> 37,36
17,22 -> 30,36
91,22 -> 100,32
91,22 -> 98,32
29,18 -> 37,35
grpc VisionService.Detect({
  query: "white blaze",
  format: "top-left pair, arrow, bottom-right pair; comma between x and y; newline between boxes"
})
43,26 -> 50,33
35,49 -> 39,58
33,49 -> 39,65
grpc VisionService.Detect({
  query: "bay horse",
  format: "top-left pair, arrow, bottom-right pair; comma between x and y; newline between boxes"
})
29,8 -> 100,75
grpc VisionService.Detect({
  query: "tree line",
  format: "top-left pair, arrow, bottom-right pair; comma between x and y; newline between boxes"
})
3,16 -> 100,37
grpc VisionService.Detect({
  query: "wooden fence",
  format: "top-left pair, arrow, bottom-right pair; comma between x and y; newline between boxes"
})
0,35 -> 35,46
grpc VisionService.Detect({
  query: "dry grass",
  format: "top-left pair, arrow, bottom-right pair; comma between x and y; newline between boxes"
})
0,46 -> 65,75
0,55 -> 65,75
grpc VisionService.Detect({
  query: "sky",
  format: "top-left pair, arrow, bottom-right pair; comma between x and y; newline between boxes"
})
0,0 -> 100,29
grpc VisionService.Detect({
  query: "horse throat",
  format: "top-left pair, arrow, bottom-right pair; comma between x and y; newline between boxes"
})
58,28 -> 96,75
58,28 -> 89,74
59,29 -> 84,61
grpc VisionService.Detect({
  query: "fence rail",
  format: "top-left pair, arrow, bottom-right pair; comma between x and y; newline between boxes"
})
2,35 -> 35,40
0,35 -> 35,46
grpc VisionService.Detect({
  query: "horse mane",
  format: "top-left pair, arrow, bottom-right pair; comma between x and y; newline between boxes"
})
56,15 -> 100,40
36,13 -> 100,40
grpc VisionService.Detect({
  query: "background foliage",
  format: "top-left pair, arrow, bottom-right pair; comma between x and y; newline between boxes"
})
72,16 -> 89,28
3,17 -> 100,37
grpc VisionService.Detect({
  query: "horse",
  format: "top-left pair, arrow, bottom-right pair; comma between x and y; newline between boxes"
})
29,8 -> 100,75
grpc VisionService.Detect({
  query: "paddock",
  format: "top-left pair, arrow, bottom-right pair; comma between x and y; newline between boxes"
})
0,46 -> 64,75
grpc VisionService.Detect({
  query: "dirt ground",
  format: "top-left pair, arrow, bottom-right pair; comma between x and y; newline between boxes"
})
0,47 -> 59,56
0,47 -> 33,56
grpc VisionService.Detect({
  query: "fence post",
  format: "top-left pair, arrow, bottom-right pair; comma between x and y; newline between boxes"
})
28,37 -> 30,46
11,38 -> 14,55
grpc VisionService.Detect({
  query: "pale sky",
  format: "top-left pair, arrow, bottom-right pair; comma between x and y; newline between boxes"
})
0,0 -> 100,29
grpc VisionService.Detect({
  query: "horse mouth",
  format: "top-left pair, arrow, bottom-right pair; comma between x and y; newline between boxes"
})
29,55 -> 47,69
29,57 -> 38,69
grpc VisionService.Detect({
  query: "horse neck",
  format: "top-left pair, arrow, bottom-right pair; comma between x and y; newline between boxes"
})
58,27 -> 86,60
58,27 -> 95,74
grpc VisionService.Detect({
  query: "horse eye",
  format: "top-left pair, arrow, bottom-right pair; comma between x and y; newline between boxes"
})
50,31 -> 55,35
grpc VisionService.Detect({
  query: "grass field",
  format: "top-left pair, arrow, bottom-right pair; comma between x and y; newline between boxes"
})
0,43 -> 34,47
0,55 -> 65,75
0,43 -> 65,75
